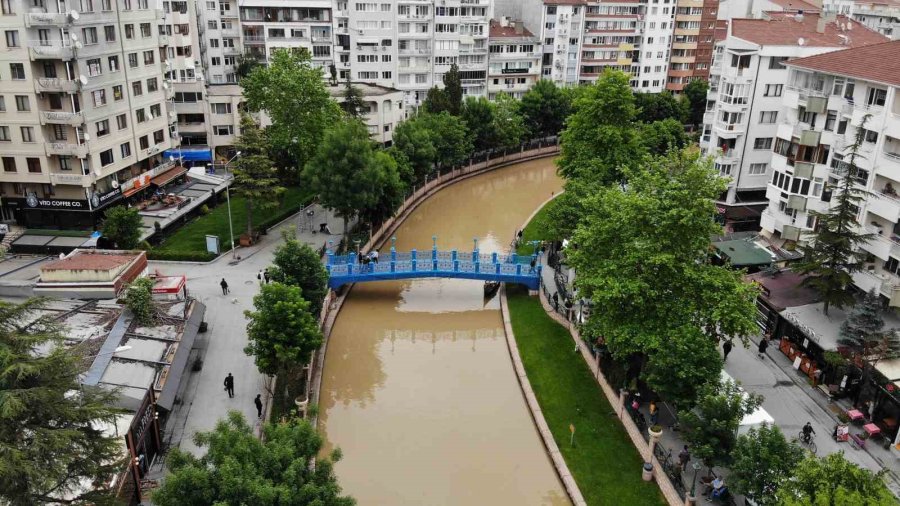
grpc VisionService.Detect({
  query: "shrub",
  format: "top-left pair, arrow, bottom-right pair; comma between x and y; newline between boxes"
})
125,277 -> 155,325
146,250 -> 216,262
200,204 -> 210,215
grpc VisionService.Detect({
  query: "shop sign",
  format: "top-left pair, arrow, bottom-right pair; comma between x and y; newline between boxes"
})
24,194 -> 89,210
92,187 -> 122,208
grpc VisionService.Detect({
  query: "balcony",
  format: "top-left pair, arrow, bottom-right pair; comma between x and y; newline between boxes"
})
867,191 -> 900,223
45,142 -> 88,158
34,78 -> 79,94
311,35 -> 331,43
28,41 -> 74,60
39,111 -> 84,126
398,48 -> 431,55
222,46 -> 240,56
25,12 -> 70,27
49,172 -> 91,186
713,121 -> 745,138
851,270 -> 900,307
243,35 -> 265,43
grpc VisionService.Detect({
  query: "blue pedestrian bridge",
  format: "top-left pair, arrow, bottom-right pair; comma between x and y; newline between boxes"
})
325,238 -> 541,290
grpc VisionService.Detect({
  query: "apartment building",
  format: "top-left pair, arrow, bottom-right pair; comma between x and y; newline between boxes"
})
665,0 -> 720,92
756,40 -> 900,302
487,18 -> 541,99
822,0 -> 900,39
701,11 -> 886,228
0,0 -> 177,228
326,81 -> 404,143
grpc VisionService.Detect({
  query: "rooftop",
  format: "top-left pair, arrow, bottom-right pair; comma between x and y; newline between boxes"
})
731,12 -> 889,47
746,269 -> 821,311
766,0 -> 822,12
786,40 -> 900,86
489,18 -> 536,38
713,239 -> 775,267
41,250 -> 141,272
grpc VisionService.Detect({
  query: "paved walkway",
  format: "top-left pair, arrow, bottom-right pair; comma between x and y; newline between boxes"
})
153,204 -> 343,456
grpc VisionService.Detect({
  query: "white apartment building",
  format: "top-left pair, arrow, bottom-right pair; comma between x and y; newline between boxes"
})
0,0 -> 178,228
487,17 -> 541,100
327,81 -> 404,143
701,11 -> 887,228
822,0 -> 900,39
756,40 -> 900,303
637,0 -> 674,92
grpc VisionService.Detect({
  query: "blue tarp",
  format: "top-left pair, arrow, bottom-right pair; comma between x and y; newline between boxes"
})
163,148 -> 212,162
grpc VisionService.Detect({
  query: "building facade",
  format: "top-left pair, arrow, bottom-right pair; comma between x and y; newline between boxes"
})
822,0 -> 900,40
0,0 -> 177,228
487,18 -> 542,99
327,81 -> 405,143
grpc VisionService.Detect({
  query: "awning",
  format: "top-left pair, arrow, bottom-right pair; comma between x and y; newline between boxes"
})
713,239 -> 774,267
163,147 -> 212,162
156,302 -> 205,412
151,166 -> 188,187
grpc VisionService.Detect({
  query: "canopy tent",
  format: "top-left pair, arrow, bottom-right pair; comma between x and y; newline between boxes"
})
721,370 -> 776,435
162,147 -> 212,163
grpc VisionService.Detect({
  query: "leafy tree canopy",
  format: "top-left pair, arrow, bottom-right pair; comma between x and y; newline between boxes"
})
461,96 -> 496,152
681,380 -> 763,471
233,115 -> 285,237
391,112 -> 472,182
731,424 -> 804,505
0,299 -> 124,505
682,79 -> 709,127
152,411 -> 355,506
491,92 -> 527,149
442,63 -> 463,115
634,91 -> 687,124
643,324 -> 722,409
519,79 -> 571,138
125,277 -> 155,325
244,282 -> 322,376
341,77 -> 366,118
270,230 -> 329,317
241,49 -> 342,184
776,452 -> 894,506
640,118 -> 688,156
102,206 -> 143,250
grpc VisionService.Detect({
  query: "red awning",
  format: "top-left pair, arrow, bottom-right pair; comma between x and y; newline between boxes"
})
123,187 -> 142,198
151,166 -> 188,187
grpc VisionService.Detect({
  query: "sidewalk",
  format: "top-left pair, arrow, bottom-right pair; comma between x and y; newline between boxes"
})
153,204 -> 345,458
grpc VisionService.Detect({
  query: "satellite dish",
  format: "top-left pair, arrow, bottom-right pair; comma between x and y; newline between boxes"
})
111,180 -> 119,188
78,75 -> 88,85
69,10 -> 79,20
162,82 -> 169,89
798,37 -> 806,46
74,41 -> 82,49
70,32 -> 78,41
83,133 -> 91,141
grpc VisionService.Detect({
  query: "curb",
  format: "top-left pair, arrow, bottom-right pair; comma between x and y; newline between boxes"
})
499,284 -> 587,506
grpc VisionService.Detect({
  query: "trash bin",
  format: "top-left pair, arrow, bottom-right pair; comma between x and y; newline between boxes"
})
642,462 -> 653,481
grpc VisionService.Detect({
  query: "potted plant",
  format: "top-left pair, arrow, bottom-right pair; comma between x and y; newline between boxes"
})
649,424 -> 663,438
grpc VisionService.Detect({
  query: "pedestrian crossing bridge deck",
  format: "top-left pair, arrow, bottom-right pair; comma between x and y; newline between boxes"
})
325,244 -> 541,290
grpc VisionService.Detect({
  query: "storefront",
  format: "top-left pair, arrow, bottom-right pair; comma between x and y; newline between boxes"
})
4,185 -> 124,229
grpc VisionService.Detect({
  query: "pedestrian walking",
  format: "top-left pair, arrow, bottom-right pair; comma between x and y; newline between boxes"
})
370,250 -> 379,264
552,292 -> 559,311
263,269 -> 270,284
254,394 -> 263,418
224,373 -> 235,398
678,445 -> 691,471
722,340 -> 733,362
529,257 -> 536,273
220,278 -> 229,295
758,336 -> 770,358
257,270 -> 264,285
649,400 -> 659,426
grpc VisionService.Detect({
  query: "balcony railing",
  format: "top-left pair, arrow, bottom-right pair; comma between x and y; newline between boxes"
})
27,40 -> 74,60
25,12 -> 70,26
34,78 -> 79,93
40,111 -> 84,126
45,142 -> 88,158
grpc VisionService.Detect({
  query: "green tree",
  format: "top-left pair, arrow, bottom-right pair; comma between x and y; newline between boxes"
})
244,282 -> 322,376
303,120 -> 389,241
241,49 -> 342,184
491,92 -> 526,149
233,115 -> 284,238
356,151 -> 406,228
461,96 -> 496,152
125,277 -> 155,325
777,453 -> 894,506
731,424 -> 804,505
519,79 -> 571,138
152,411 -> 354,506
391,112 -> 472,182
341,77 -> 365,118
392,117 -> 438,183
101,206 -> 142,249
422,86 -> 451,115
569,151 -> 759,361
270,230 -> 329,317
643,325 -> 722,410
794,117 -> 874,315
682,79 -> 709,127
634,91 -> 686,123
681,380 -> 763,472
443,63 -> 463,115
558,70 -> 645,187
0,299 -> 123,505
640,118 -> 688,156
840,289 -> 900,402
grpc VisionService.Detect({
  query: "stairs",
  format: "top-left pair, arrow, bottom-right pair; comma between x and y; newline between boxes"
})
1,227 -> 24,252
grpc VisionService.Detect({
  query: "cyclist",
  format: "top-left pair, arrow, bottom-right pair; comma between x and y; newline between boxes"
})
801,422 -> 816,444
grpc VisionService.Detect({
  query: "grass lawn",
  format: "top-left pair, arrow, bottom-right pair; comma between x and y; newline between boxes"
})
156,187 -> 312,253
506,287 -> 666,506
516,197 -> 559,256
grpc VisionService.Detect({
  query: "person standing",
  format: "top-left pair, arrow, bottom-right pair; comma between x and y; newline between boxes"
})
224,373 -> 234,398
722,340 -> 733,362
678,445 -> 691,471
263,269 -> 271,284
649,400 -> 659,426
254,394 -> 263,419
758,336 -> 770,358
220,278 -> 229,295
257,270 -> 264,285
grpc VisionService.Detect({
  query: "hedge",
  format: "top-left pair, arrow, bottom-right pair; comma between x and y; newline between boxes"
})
145,250 -> 217,262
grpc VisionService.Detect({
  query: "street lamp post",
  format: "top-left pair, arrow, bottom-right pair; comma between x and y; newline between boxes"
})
210,151 -> 241,259
689,461 -> 702,504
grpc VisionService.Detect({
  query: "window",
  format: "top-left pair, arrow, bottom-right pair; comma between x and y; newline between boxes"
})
26,158 -> 41,173
153,129 -> 164,144
147,78 -> 158,92
87,58 -> 102,76
768,56 -> 788,69
10,63 -> 25,80
149,104 -> 161,117
132,81 -> 143,96
112,85 -> 123,100
211,57 -> 221,66
143,50 -> 154,65
208,20 -> 218,29
108,55 -> 120,72
754,137 -> 773,150
1,0 -> 13,14
885,256 -> 900,276
209,38 -> 219,47
824,110 -> 837,131
95,119 -> 109,137
136,109 -> 146,123
867,87 -> 887,108
52,125 -> 66,140
382,71 -> 391,79
139,135 -> 148,150
748,163 -> 767,175
82,27 -> 98,45
214,125 -> 233,135
104,25 -> 115,41
92,89 -> 106,107
0,126 -> 10,141
1,157 -> 14,172
20,126 -> 33,142
864,129 -> 878,143
99,149 -> 113,166
0,97 -> 4,111
47,94 -> 62,110
206,0 -> 214,9
116,114 -> 127,130
125,24 -> 134,39
763,84 -> 782,97
759,111 -> 778,124
140,23 -> 151,37
59,157 -> 72,171
42,62 -> 56,78
212,103 -> 231,114
128,53 -> 138,68
14,95 -> 29,111
312,45 -> 330,57
120,142 -> 131,158
5,30 -> 19,47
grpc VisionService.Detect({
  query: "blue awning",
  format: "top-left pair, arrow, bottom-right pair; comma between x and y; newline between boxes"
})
163,147 -> 212,162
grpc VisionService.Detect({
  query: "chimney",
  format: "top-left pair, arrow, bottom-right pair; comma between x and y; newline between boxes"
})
514,21 -> 524,34
816,16 -> 826,33
794,10 -> 805,22
500,16 -> 509,28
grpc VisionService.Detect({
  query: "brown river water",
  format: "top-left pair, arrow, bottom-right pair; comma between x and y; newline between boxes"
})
318,158 -> 568,505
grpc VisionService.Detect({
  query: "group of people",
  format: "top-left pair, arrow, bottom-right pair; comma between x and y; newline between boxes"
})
223,373 -> 265,419
257,269 -> 272,285
358,250 -> 379,264
720,334 -> 771,362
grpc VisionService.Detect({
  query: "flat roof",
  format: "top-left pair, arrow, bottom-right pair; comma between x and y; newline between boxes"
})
747,270 -> 821,311
731,12 -> 888,47
781,301 -> 900,351
41,250 -> 140,272
713,239 -> 775,266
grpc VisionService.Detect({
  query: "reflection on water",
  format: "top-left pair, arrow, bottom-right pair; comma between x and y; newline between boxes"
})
318,158 -> 568,505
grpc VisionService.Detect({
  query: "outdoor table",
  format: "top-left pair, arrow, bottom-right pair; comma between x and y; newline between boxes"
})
863,423 -> 881,437
847,409 -> 865,421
